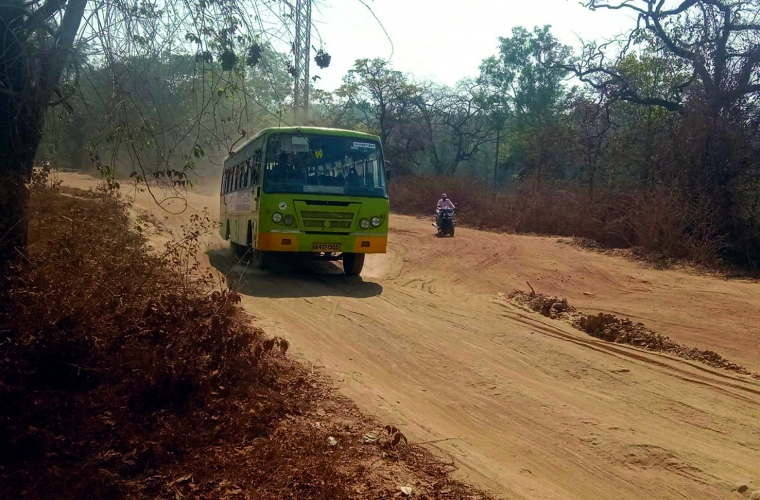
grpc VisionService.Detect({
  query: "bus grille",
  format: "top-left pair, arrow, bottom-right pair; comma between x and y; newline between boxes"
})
303,220 -> 352,229
300,210 -> 355,230
300,211 -> 354,219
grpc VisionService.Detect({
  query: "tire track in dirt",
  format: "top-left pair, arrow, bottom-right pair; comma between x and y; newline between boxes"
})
500,307 -> 760,402
222,219 -> 760,500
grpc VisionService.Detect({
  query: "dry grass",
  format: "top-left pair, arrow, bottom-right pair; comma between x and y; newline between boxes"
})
0,172 -> 495,499
390,175 -> 724,266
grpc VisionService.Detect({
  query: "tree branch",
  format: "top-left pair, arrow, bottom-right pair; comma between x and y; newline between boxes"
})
47,0 -> 88,86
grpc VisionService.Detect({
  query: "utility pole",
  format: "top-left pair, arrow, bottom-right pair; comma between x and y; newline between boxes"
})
293,0 -> 311,124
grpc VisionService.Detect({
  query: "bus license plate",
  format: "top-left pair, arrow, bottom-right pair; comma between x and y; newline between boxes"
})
312,243 -> 340,252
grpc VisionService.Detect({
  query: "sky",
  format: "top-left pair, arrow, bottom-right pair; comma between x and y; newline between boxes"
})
297,0 -> 641,91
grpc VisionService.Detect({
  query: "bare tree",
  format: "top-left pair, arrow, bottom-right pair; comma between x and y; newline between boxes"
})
0,0 -> 302,269
566,0 -> 760,263
568,0 -> 760,114
419,80 -> 494,175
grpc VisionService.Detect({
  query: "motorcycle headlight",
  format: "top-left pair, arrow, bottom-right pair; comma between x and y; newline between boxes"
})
283,214 -> 295,226
272,212 -> 283,223
359,219 -> 370,229
370,216 -> 381,227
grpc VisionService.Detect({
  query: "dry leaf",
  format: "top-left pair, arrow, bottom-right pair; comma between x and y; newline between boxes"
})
278,338 -> 289,353
384,425 -> 398,435
121,449 -> 137,466
391,432 -> 408,447
168,474 -> 193,486
362,433 -> 379,443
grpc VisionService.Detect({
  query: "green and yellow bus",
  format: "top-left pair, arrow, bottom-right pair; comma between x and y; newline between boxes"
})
219,126 -> 389,275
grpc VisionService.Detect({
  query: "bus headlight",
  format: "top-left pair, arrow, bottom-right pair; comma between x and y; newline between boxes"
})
371,216 -> 381,227
359,219 -> 370,229
283,214 -> 295,226
272,212 -> 283,223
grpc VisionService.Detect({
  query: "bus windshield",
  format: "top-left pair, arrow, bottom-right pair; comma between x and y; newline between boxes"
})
263,133 -> 387,198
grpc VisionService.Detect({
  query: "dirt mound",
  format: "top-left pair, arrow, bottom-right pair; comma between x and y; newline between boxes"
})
557,237 -> 603,251
508,289 -> 758,378
575,313 -> 756,376
508,289 -> 576,320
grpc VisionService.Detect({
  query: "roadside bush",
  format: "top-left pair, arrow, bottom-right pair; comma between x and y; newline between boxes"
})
0,175 -> 274,497
390,174 -> 724,265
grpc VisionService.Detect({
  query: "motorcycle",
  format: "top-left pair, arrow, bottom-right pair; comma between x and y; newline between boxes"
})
433,208 -> 456,237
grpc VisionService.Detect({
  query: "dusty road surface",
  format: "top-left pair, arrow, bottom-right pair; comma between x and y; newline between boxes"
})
60,172 -> 760,499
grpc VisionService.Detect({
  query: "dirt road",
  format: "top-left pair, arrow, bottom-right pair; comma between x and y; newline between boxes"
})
61,173 -> 760,499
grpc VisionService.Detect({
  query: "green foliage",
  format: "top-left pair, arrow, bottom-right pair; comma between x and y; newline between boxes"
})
477,26 -> 575,181
479,26 -> 571,121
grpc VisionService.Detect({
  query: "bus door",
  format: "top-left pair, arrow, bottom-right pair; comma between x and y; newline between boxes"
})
249,144 -> 263,248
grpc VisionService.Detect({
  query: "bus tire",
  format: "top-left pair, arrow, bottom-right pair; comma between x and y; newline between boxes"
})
250,249 -> 270,270
342,252 -> 365,276
231,241 -> 250,261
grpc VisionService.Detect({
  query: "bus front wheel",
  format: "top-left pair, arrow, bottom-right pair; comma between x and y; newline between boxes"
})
342,252 -> 365,276
231,241 -> 249,260
250,249 -> 270,270
231,242 -> 268,269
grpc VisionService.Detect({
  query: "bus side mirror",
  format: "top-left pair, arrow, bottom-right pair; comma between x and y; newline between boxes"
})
385,160 -> 392,182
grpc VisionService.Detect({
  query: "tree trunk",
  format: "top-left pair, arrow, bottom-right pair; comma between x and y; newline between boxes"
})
0,1 -> 44,270
0,98 -> 43,269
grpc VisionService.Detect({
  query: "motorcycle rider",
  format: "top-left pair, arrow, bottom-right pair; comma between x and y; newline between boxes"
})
435,193 -> 455,228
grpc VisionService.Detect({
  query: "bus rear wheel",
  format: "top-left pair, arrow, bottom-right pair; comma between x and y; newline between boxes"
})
342,252 -> 365,276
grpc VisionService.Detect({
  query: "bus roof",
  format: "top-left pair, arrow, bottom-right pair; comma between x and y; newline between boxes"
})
230,126 -> 381,156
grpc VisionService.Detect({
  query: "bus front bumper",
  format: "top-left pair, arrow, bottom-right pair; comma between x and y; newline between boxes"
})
257,232 -> 387,253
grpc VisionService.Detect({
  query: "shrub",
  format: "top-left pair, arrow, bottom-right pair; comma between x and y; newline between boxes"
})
390,174 -> 724,265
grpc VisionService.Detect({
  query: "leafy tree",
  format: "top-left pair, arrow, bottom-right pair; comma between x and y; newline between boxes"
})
480,26 -> 572,123
478,26 -> 574,181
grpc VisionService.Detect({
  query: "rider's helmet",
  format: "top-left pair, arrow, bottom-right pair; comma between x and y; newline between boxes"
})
441,193 -> 447,199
